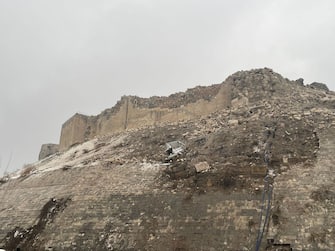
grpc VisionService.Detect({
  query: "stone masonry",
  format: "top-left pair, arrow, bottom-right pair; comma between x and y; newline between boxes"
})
58,81 -> 231,151
2,68 -> 335,250
38,144 -> 59,160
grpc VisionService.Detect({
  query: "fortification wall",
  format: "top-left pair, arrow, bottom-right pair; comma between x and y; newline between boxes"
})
8,68 -> 335,250
268,128 -> 335,250
59,114 -> 97,151
38,144 -> 59,160
0,164 -> 262,251
59,83 -> 232,151
1,124 -> 333,250
58,68 -> 310,151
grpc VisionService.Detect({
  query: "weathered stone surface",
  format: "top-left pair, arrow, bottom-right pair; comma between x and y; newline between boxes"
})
194,161 -> 210,173
58,85 -> 231,151
38,144 -> 59,160
309,82 -> 329,92
1,68 -> 335,250
228,119 -> 239,126
56,68 -> 333,152
268,128 -> 335,250
295,78 -> 304,85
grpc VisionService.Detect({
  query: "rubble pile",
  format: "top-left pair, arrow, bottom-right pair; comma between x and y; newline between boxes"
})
131,84 -> 221,109
1,68 -> 335,250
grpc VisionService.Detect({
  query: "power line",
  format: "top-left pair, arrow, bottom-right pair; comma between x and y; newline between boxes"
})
255,125 -> 276,251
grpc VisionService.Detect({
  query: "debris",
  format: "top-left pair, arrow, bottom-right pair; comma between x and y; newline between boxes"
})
194,161 -> 211,173
228,119 -> 239,126
309,82 -> 329,92
310,186 -> 335,202
62,165 -> 72,171
268,169 -> 275,178
0,175 -> 9,185
165,141 -> 185,160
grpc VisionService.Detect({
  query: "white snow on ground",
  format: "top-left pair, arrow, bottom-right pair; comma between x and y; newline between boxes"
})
33,138 -> 98,174
138,163 -> 165,172
6,134 -> 128,180
3,133 -> 170,183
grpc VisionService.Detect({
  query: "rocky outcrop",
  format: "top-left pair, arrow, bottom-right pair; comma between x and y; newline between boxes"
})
38,144 -> 59,160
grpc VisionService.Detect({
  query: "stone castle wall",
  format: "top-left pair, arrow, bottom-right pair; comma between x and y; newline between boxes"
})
0,164 -> 262,251
59,83 -> 232,151
58,67 -> 320,152
2,68 -> 335,250
59,114 -> 98,151
38,144 -> 59,160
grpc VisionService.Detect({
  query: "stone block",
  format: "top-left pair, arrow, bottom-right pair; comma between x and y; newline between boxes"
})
194,161 -> 210,173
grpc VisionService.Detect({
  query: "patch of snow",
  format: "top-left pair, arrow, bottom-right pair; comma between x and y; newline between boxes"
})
4,134 -> 128,180
139,163 -> 162,171
108,135 -> 126,148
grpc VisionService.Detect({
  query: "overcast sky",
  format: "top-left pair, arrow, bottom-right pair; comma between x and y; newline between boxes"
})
1,0 -> 335,175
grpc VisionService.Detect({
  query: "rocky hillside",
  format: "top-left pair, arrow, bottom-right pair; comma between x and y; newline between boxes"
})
0,68 -> 335,250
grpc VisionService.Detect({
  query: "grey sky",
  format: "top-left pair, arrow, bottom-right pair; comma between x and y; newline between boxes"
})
1,0 -> 335,175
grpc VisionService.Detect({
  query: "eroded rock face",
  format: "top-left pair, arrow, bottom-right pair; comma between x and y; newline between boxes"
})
38,144 -> 59,160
